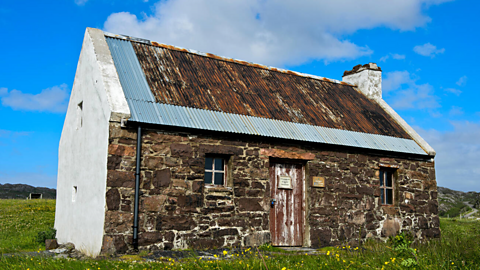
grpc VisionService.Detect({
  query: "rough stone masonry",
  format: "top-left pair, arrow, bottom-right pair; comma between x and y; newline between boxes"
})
101,122 -> 439,254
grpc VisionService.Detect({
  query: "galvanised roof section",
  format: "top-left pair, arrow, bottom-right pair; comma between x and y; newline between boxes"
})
105,36 -> 427,156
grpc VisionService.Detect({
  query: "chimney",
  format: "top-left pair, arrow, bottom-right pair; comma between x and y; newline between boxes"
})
342,63 -> 382,100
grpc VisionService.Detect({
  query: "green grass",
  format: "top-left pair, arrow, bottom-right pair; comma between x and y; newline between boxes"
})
0,199 -> 55,254
1,199 -> 480,269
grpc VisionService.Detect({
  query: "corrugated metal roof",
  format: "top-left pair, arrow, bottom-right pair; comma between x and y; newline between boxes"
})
129,40 -> 411,139
105,38 -> 155,103
105,36 -> 427,156
125,99 -> 426,155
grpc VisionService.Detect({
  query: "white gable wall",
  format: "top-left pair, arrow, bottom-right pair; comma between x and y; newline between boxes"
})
55,28 -> 129,256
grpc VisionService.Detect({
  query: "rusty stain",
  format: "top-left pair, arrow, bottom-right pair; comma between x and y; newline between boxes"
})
130,41 -> 411,139
286,70 -> 296,75
322,77 -> 331,82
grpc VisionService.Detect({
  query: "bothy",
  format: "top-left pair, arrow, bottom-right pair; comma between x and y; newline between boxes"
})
55,28 -> 439,256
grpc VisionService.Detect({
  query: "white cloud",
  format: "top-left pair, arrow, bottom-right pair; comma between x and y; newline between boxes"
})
383,71 -> 414,92
379,55 -> 389,62
379,53 -> 406,62
417,121 -> 480,192
383,71 -> 439,109
74,0 -> 88,6
391,84 -> 439,109
0,130 -> 31,138
448,106 -> 464,116
104,0 -> 451,67
0,87 -> 7,96
444,88 -> 462,96
413,43 -> 445,57
456,75 -> 467,87
391,54 -> 406,60
1,84 -> 69,113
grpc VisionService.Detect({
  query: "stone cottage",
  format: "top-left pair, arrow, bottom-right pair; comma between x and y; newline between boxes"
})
54,28 -> 439,256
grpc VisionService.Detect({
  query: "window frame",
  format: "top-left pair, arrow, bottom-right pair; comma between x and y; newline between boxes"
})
204,156 -> 227,186
379,168 -> 395,205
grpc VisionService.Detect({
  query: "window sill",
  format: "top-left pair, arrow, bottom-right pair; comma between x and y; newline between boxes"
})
204,185 -> 233,192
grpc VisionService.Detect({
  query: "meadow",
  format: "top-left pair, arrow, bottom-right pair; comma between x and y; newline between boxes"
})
1,199 -> 479,269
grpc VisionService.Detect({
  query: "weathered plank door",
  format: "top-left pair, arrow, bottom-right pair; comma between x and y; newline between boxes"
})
269,162 -> 305,246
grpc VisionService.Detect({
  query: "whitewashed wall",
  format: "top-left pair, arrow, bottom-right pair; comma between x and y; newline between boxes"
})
55,28 -> 129,256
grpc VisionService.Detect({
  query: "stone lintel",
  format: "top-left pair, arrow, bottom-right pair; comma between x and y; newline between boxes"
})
260,148 -> 315,160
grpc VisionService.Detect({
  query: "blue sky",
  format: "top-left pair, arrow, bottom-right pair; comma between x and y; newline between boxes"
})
1,0 -> 479,192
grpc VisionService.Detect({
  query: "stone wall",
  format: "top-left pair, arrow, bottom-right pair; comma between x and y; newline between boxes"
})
101,122 -> 439,253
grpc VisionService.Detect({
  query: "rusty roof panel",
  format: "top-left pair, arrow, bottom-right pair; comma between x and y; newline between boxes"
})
128,40 -> 411,139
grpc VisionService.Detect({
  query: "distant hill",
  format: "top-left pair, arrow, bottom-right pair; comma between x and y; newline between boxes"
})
0,183 -> 477,217
438,186 -> 479,218
0,183 -> 56,199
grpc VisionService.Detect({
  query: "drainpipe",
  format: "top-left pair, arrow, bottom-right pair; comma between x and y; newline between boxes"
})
133,125 -> 142,251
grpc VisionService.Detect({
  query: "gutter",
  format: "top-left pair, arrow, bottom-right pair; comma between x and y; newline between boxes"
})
133,125 -> 142,250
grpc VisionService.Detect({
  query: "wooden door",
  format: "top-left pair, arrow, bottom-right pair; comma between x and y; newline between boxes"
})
269,162 -> 304,246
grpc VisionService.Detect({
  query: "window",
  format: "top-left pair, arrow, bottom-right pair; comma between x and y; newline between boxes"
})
380,169 -> 394,205
76,101 -> 83,130
72,186 -> 78,202
204,157 -> 226,186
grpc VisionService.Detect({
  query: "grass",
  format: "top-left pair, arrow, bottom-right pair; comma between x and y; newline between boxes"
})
0,199 -> 55,254
1,199 -> 480,269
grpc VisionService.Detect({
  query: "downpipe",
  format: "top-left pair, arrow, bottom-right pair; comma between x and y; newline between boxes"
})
133,125 -> 142,250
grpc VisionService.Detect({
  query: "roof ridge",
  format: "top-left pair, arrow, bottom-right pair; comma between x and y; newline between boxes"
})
103,30 -> 354,87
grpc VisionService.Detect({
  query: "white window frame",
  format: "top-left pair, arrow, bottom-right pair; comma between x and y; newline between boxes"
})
204,157 -> 227,186
380,169 -> 394,205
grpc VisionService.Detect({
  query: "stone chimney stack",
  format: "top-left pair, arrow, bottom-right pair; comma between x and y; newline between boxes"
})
342,63 -> 382,100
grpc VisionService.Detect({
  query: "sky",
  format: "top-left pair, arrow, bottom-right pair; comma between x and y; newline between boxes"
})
0,0 -> 479,192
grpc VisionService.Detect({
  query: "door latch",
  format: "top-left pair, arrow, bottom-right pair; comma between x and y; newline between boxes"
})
271,199 -> 276,207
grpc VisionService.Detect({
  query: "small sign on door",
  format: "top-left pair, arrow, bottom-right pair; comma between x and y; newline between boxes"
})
278,176 -> 292,189
312,176 -> 325,188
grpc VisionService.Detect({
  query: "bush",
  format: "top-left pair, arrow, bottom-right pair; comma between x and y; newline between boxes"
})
35,228 -> 56,244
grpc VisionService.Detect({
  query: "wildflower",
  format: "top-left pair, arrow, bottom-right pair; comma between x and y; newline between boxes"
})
223,250 -> 228,256
281,268 -> 286,270
452,262 -> 454,265
214,254 -> 217,258
385,262 -> 388,265
327,251 -> 330,255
